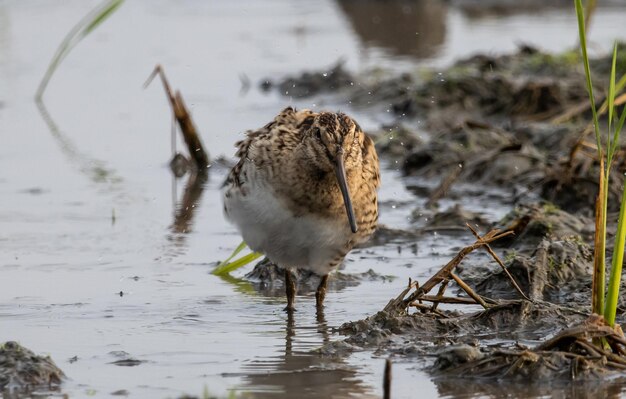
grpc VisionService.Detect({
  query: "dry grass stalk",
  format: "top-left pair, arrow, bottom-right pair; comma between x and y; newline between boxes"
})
592,157 -> 605,314
430,279 -> 449,312
450,271 -> 490,309
145,65 -> 210,169
402,228 -> 513,305
442,316 -> 626,379
383,359 -> 391,399
384,228 -> 518,316
466,223 -> 530,301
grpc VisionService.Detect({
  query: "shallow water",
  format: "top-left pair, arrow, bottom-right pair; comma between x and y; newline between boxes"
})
3,1 -> 626,398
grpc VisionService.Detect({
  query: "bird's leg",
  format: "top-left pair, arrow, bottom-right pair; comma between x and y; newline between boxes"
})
315,274 -> 329,309
284,268 -> 296,312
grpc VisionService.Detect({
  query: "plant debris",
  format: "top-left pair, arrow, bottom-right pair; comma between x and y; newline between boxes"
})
145,65 -> 210,171
435,314 -> 626,381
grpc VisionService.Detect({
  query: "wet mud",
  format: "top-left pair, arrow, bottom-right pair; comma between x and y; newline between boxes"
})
264,44 -> 626,385
8,1 -> 626,398
0,342 -> 65,398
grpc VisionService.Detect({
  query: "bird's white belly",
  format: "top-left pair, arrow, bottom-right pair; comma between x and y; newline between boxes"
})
223,184 -> 350,275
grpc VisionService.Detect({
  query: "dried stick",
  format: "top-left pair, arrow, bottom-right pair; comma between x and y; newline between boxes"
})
430,279 -> 449,312
575,339 -> 602,357
409,303 -> 449,318
466,223 -> 530,301
450,272 -> 490,309
402,229 -> 513,305
592,158 -> 605,315
145,65 -> 209,169
384,279 -> 417,313
383,359 -> 391,399
419,295 -> 478,305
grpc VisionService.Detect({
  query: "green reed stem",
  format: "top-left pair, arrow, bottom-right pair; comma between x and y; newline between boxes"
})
575,0 -> 626,325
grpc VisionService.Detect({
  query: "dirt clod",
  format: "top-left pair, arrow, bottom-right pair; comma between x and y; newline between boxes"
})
0,341 -> 65,395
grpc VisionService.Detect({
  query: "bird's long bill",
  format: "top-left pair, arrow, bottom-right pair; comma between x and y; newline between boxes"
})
334,153 -> 358,233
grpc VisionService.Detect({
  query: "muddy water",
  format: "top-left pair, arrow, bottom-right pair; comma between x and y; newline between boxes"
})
3,1 -> 626,398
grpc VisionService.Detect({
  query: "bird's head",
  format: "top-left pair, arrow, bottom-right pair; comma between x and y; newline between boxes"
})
303,112 -> 364,233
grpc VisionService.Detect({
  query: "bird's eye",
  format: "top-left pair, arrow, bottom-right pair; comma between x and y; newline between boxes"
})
313,127 -> 322,140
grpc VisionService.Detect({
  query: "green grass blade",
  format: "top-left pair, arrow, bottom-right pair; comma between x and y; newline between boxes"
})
608,42 -> 618,141
616,106 -> 626,142
85,0 -> 124,34
602,72 -> 626,160
604,181 -> 626,326
575,0 -> 602,156
610,104 -> 626,158
618,74 -> 626,98
599,73 -> 626,115
212,252 -> 263,276
218,241 -> 249,267
35,0 -> 125,100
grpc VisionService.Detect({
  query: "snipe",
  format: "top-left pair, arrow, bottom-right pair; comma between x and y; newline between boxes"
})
222,107 -> 380,311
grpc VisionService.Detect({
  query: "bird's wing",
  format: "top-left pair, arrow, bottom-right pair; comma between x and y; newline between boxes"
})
361,133 -> 381,190
223,107 -> 317,188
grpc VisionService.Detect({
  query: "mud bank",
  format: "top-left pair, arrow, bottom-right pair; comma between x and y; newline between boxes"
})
263,44 -> 626,384
0,342 -> 64,398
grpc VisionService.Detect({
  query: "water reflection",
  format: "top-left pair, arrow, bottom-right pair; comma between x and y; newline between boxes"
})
35,99 -> 122,186
434,377 -> 626,399
239,310 -> 374,398
336,0 -> 626,65
335,0 -> 446,59
171,169 -> 208,235
164,167 -> 209,257
454,0 -> 586,18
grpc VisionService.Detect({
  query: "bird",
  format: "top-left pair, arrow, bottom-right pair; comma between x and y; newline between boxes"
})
222,107 -> 380,311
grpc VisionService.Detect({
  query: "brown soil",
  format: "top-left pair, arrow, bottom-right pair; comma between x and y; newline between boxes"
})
0,341 -> 65,396
261,44 -> 626,383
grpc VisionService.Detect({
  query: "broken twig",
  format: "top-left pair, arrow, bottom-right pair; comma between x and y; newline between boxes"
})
145,65 -> 210,170
383,359 -> 391,399
402,229 -> 513,306
466,223 -> 530,301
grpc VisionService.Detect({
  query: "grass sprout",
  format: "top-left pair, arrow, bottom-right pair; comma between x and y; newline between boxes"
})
575,0 -> 626,326
212,242 -> 262,276
36,0 -> 125,100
